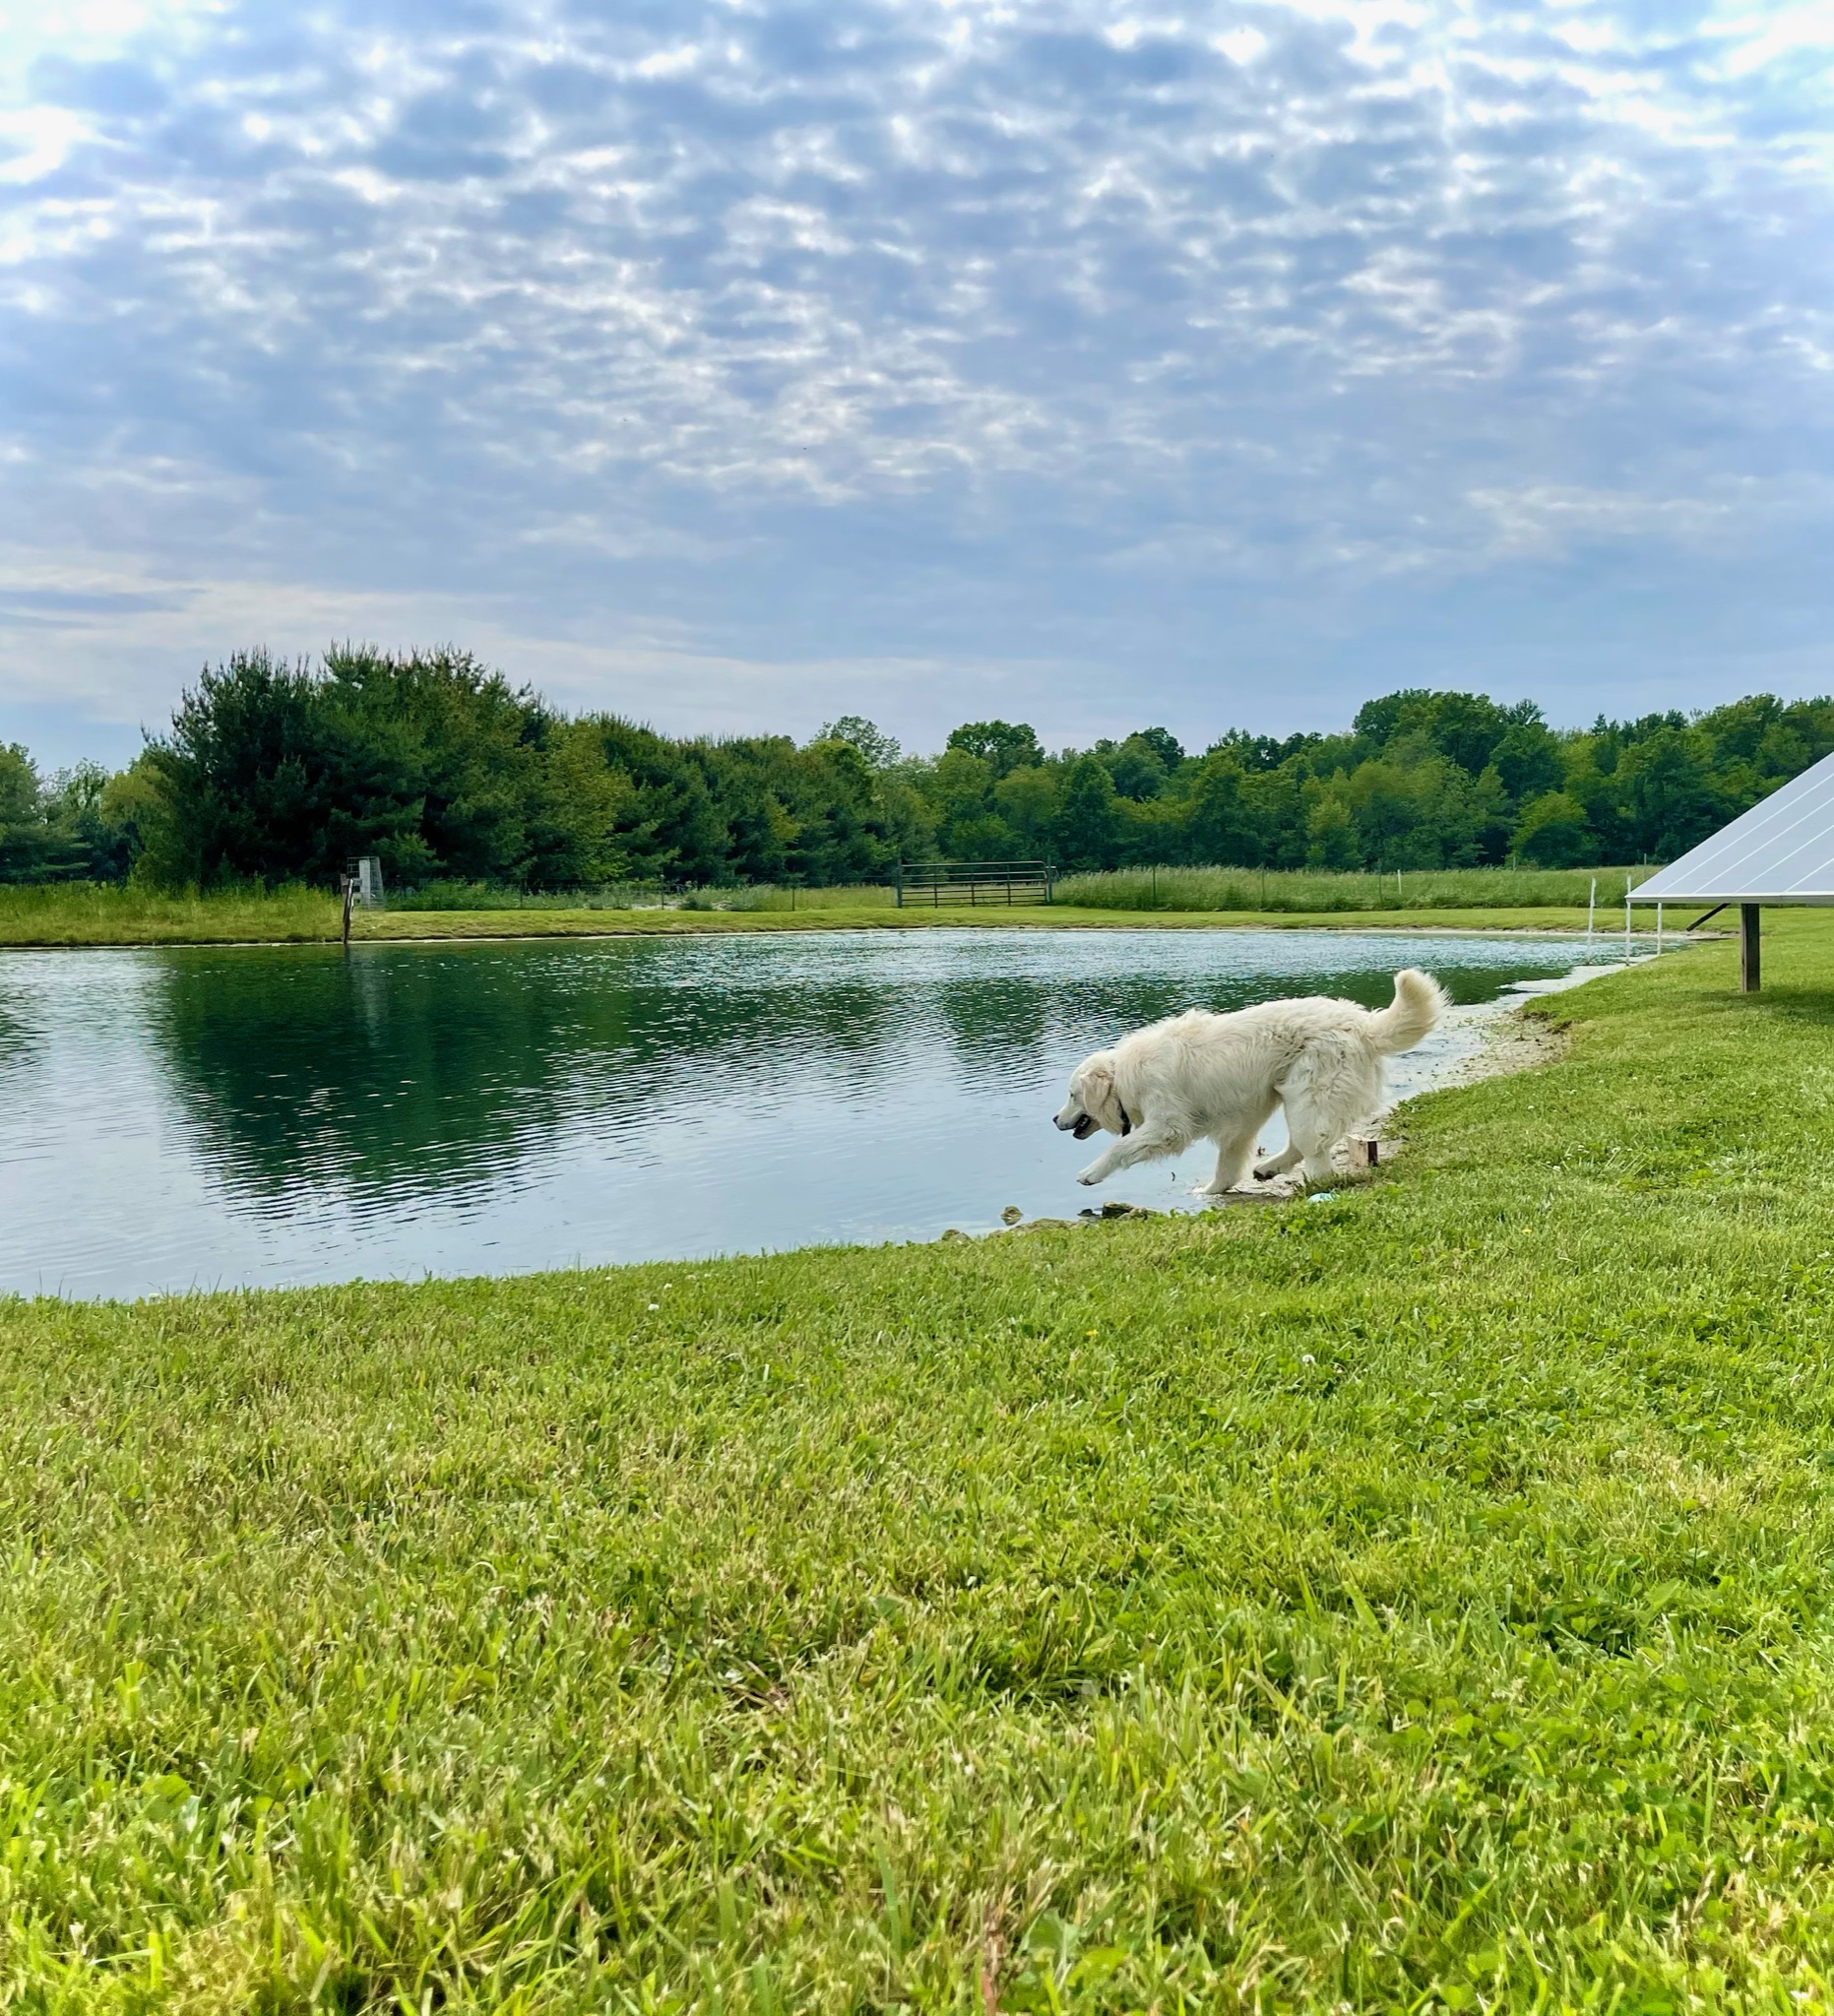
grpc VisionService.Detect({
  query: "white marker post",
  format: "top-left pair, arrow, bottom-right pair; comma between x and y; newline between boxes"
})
1587,876 -> 1597,946
1657,901 -> 1664,955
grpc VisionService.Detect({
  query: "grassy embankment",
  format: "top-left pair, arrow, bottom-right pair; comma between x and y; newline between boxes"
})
6,922 -> 1834,2005
0,882 -> 344,945
0,868 -> 1651,946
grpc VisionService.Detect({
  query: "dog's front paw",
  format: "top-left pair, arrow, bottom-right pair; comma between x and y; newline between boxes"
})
1252,1162 -> 1278,1182
1076,1166 -> 1103,1187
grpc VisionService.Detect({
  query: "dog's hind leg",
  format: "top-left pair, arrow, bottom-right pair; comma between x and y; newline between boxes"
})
1271,1039 -> 1373,1185
1280,1094 -> 1342,1185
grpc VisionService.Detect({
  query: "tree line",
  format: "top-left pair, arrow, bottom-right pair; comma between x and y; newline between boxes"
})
5,646 -> 1832,888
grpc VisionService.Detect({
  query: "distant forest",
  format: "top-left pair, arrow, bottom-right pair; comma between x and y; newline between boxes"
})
5,647 -> 1832,888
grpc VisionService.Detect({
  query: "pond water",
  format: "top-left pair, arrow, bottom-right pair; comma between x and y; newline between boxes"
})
0,928 -> 1607,1300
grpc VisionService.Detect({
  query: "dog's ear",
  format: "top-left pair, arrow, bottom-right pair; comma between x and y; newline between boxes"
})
1082,1055 -> 1123,1132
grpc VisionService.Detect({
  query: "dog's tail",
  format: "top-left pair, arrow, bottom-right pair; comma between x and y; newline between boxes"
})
1367,968 -> 1449,1054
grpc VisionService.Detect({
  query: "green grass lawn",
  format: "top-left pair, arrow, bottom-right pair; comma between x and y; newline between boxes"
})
0,883 -> 1658,947
0,883 -> 1630,945
5,921 -> 1830,2008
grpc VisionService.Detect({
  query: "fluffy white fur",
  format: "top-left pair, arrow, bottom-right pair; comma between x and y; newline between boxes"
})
1052,968 -> 1449,1193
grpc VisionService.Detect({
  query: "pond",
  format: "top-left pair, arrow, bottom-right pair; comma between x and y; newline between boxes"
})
0,928 -> 1608,1300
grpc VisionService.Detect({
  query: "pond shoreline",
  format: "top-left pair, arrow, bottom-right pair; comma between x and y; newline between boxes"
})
1,908 -> 1695,950
2,925 -> 1620,1299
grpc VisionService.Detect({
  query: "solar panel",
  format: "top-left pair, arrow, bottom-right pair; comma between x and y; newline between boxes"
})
1629,749 -> 1834,905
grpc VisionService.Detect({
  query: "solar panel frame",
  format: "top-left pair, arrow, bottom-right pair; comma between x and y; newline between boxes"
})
1627,750 -> 1834,904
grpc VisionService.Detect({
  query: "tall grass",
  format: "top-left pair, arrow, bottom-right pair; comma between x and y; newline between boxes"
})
0,880 -> 341,944
1056,862 -> 1648,913
387,880 -> 674,912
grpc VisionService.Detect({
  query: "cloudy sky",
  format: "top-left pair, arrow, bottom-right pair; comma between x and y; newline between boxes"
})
2,0 -> 1830,769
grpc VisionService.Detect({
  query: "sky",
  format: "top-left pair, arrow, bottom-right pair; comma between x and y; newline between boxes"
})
2,0 -> 1831,772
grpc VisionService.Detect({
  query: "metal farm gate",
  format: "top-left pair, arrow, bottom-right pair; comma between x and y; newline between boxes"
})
894,860 -> 1054,908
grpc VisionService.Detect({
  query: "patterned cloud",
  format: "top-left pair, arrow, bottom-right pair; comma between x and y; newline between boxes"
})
2,0 -> 1831,761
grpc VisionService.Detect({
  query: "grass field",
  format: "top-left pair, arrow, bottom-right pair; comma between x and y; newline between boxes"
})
0,883 -> 1638,946
3,918 -> 1833,2007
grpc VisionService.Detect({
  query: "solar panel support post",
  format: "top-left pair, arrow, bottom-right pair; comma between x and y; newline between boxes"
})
1740,905 -> 1761,993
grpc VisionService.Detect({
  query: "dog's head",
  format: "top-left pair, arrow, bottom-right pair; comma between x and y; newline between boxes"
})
1054,1051 -> 1127,1140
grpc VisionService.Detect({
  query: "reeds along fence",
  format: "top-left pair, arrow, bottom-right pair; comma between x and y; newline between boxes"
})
894,861 -> 1055,908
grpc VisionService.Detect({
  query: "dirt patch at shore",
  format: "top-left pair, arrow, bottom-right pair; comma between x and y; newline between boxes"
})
1430,1000 -> 1572,1092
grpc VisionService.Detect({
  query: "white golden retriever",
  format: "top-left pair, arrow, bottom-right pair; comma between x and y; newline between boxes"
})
1053,968 -> 1448,1195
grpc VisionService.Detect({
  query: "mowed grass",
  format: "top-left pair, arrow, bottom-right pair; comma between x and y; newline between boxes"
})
0,884 -> 1626,947
5,922 -> 1830,2008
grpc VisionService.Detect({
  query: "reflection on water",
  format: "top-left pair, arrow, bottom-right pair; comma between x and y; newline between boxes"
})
0,929 -> 1602,1299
